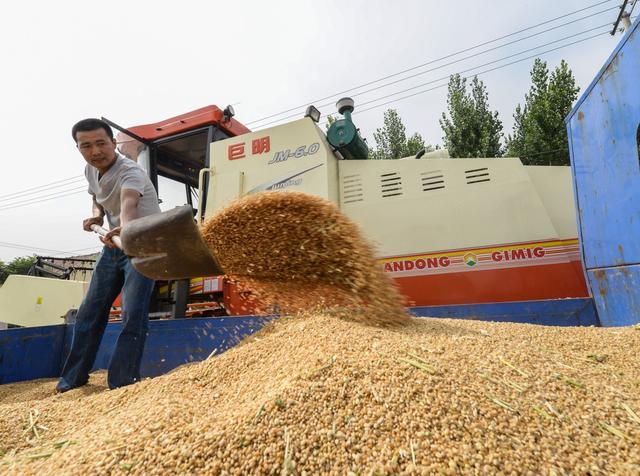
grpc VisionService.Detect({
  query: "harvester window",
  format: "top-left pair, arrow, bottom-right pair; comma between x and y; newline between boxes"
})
156,176 -> 193,212
107,118 -> 230,220
152,127 -> 227,214
155,130 -> 209,188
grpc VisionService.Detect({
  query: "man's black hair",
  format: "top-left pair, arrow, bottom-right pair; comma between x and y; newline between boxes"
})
71,118 -> 114,143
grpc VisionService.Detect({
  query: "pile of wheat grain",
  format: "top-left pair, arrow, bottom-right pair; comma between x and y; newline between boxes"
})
201,191 -> 410,327
1,315 -> 639,474
2,190 -> 639,474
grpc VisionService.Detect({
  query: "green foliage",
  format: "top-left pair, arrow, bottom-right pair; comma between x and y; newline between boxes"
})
373,109 -> 408,159
506,59 -> 579,165
0,255 -> 36,284
370,109 -> 434,159
440,75 -> 503,158
406,132 -> 428,156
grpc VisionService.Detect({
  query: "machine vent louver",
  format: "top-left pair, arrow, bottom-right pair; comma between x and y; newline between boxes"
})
421,170 -> 445,191
465,167 -> 490,184
380,172 -> 403,198
342,174 -> 364,203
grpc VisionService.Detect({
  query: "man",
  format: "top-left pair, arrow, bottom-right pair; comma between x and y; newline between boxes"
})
56,118 -> 161,392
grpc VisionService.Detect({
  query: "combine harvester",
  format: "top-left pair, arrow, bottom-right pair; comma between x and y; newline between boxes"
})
1,18 -> 638,383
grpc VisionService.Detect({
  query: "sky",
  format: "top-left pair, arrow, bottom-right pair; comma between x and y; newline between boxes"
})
0,0 -> 633,262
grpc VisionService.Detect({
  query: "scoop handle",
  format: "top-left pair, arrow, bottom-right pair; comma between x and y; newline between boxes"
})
90,224 -> 123,249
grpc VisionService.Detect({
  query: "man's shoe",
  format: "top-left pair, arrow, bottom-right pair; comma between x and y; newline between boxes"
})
55,377 -> 87,394
55,382 -> 74,394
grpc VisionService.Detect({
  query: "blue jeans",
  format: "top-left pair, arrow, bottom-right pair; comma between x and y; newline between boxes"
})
57,247 -> 155,391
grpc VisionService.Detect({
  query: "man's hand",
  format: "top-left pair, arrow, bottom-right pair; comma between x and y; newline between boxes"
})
83,216 -> 104,232
101,226 -> 122,249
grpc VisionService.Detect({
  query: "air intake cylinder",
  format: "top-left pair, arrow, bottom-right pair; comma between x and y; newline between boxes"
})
326,97 -> 369,160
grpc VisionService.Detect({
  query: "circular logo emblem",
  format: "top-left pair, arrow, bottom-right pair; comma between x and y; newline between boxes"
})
464,253 -> 478,267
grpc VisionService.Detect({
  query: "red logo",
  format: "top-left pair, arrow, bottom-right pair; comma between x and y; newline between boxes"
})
384,256 -> 450,272
228,143 -> 245,160
491,247 -> 545,262
252,136 -> 270,154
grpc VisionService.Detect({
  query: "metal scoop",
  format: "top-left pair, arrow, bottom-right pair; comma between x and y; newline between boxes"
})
117,205 -> 224,280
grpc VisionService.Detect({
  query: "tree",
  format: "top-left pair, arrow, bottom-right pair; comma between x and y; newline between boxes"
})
370,109 -> 434,159
0,255 -> 36,284
506,59 -> 580,165
440,75 -> 503,158
507,104 -> 526,158
406,132 -> 427,156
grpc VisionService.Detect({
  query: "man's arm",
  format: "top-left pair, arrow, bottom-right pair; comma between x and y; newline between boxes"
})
120,188 -> 141,226
82,195 -> 105,231
102,189 -> 140,247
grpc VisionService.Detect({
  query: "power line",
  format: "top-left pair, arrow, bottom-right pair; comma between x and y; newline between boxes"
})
348,29 -> 610,114
66,245 -> 102,253
320,29 -> 610,123
0,181 -> 86,206
7,2 -> 625,209
0,240 -> 102,258
261,24 -> 611,129
0,187 -> 87,212
351,31 -> 610,117
0,240 -> 80,256
338,17 -> 614,100
255,21 -> 612,128
0,185 -> 87,210
0,175 -> 83,202
245,0 -> 618,126
9,2 -> 620,206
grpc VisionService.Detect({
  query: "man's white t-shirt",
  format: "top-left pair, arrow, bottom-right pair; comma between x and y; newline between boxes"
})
85,153 -> 161,228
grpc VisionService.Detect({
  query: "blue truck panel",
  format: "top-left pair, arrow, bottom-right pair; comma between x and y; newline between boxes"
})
72,316 -> 270,379
566,17 -> 640,327
0,317 -> 269,385
587,264 -> 640,326
1,302 -> 599,386
0,325 -> 66,385
410,298 -> 598,326
566,19 -> 640,269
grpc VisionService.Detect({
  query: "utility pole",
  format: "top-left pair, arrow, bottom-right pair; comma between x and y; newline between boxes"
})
611,0 -> 637,36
